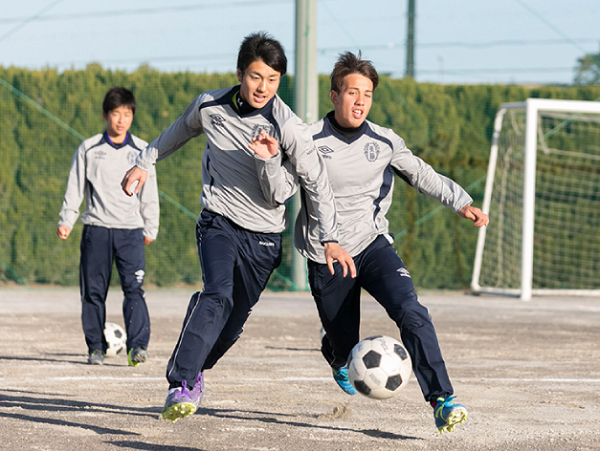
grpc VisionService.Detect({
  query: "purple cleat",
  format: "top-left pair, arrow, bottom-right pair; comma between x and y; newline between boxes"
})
161,372 -> 204,423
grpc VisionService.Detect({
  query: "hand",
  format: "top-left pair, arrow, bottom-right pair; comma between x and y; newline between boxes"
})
459,205 -> 489,227
144,237 -> 154,246
56,225 -> 71,240
248,130 -> 279,159
324,242 -> 357,278
121,166 -> 148,197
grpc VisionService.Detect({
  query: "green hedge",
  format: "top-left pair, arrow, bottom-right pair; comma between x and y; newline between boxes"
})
2,65 -> 600,289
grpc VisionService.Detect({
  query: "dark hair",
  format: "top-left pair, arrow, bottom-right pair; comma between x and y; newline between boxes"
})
102,87 -> 136,115
237,31 -> 287,76
330,51 -> 379,93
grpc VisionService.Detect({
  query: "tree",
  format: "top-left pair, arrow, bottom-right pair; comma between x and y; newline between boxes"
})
574,52 -> 600,86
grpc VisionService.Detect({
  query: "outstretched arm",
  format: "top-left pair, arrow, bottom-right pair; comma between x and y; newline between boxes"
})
458,205 -> 489,227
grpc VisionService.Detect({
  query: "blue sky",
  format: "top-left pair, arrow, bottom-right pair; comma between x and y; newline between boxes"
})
1,0 -> 598,85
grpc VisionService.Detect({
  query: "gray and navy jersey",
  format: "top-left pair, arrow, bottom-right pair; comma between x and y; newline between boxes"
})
294,115 -> 473,264
58,132 -> 160,239
135,86 -> 338,241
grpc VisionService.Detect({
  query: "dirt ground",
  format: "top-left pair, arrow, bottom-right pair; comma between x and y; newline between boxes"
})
1,287 -> 599,451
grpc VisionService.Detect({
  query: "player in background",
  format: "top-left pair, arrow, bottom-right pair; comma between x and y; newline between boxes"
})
121,31 -> 356,423
294,52 -> 489,433
57,87 -> 159,367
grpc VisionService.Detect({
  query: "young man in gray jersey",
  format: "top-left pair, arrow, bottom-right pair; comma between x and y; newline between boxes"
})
57,87 -> 160,367
292,52 -> 489,433
120,32 -> 355,423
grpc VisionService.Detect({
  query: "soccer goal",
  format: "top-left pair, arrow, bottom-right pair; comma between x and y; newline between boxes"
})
471,98 -> 600,300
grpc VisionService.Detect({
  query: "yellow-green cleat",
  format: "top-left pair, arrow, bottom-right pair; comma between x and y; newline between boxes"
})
434,396 -> 468,433
127,346 -> 149,366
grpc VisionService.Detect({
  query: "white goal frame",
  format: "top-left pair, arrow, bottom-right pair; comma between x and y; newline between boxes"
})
471,98 -> 600,300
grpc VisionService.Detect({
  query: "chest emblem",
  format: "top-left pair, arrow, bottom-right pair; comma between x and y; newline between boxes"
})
252,124 -> 275,140
364,141 -> 380,162
127,151 -> 138,165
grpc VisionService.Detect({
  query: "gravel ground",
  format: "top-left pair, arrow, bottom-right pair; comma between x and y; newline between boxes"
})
1,287 -> 599,451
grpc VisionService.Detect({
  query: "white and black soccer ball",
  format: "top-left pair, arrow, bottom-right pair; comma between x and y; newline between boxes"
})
104,322 -> 127,357
347,335 -> 412,399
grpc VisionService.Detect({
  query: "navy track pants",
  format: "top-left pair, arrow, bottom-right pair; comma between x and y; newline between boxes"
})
166,210 -> 282,388
80,225 -> 150,353
307,234 -> 454,402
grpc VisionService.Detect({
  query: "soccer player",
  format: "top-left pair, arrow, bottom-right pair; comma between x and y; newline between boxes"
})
294,52 -> 489,433
120,32 -> 355,423
57,87 -> 159,367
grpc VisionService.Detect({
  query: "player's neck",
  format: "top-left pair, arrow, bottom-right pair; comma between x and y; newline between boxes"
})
327,111 -> 363,139
105,130 -> 129,147
234,89 -> 258,115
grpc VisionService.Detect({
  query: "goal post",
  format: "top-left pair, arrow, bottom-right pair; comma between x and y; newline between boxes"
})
471,98 -> 600,300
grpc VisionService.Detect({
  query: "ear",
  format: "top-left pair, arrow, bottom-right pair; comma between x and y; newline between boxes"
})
237,69 -> 243,83
330,90 -> 338,106
102,112 -> 108,122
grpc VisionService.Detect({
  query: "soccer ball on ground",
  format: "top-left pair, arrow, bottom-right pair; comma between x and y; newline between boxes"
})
104,322 -> 127,357
347,335 -> 412,399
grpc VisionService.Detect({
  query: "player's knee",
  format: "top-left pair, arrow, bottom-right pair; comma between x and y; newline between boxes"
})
201,284 -> 235,310
394,297 -> 432,329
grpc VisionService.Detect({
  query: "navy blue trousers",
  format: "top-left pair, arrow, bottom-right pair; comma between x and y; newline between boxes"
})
307,234 -> 453,402
80,225 -> 150,354
166,210 -> 282,388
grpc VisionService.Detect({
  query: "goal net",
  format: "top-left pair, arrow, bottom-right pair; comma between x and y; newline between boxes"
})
471,98 -> 600,300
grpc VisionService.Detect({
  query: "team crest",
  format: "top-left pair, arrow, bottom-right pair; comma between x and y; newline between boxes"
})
252,124 -> 275,140
127,151 -> 138,165
364,142 -> 380,162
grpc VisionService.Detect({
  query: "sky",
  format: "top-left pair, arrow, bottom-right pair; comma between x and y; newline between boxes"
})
0,0 -> 598,85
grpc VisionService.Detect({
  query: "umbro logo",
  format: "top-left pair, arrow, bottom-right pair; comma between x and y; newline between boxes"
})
397,268 -> 411,278
135,269 -> 145,283
318,146 -> 334,154
210,114 -> 226,127
259,241 -> 275,247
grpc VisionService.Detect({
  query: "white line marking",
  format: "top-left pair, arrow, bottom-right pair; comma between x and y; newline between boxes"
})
49,376 -> 165,381
479,378 -> 600,383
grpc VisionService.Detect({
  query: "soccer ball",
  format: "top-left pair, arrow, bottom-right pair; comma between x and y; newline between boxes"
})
347,335 -> 412,399
104,322 -> 127,357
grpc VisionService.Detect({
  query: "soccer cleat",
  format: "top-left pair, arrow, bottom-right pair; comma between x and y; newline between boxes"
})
128,346 -> 149,367
332,365 -> 357,395
88,349 -> 104,365
161,373 -> 204,423
434,396 -> 468,433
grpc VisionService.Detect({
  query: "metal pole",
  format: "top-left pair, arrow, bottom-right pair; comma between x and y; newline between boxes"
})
406,0 -> 416,78
291,0 -> 318,290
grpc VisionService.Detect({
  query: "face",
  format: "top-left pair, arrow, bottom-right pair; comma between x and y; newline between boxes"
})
103,105 -> 134,143
330,73 -> 373,128
237,59 -> 281,109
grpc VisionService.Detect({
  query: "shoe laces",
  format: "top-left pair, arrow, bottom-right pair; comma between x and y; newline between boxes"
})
439,395 -> 456,407
332,366 -> 348,379
180,380 -> 191,397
